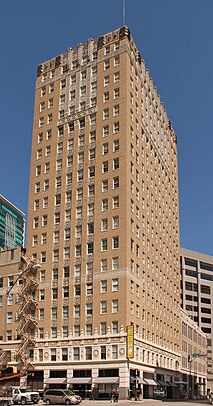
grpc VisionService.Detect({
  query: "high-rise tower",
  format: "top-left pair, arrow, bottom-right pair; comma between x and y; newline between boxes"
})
0,194 -> 25,250
27,26 -> 181,399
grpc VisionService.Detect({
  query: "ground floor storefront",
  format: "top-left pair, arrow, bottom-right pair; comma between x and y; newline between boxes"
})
17,362 -> 206,400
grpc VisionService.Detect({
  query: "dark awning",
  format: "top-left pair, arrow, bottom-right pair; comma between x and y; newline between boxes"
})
168,381 -> 178,387
94,377 -> 119,384
44,378 -> 67,384
144,379 -> 158,386
68,378 -> 92,384
158,380 -> 170,387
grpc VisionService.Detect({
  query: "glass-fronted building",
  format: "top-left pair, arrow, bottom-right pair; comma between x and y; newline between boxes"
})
0,194 -> 25,250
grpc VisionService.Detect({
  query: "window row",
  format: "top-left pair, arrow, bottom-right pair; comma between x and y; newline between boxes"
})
34,194 -> 119,213
47,344 -> 119,361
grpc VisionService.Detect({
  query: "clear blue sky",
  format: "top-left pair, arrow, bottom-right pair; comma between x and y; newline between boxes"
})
0,0 -> 212,255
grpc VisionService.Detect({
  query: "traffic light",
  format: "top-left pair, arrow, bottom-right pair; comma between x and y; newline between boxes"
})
188,355 -> 191,363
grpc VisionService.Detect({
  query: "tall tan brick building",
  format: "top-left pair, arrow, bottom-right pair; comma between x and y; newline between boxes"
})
25,26 -> 205,399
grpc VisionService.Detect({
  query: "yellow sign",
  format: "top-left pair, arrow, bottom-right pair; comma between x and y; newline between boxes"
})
126,325 -> 134,358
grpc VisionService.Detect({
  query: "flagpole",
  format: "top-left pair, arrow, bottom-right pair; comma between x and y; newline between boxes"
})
123,0 -> 126,26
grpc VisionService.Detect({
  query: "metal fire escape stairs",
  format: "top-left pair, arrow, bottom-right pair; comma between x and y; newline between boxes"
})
0,253 -> 40,376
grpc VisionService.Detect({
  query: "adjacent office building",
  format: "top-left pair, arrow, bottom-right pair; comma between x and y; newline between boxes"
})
23,26 -> 206,398
0,195 -> 25,250
181,248 -> 213,392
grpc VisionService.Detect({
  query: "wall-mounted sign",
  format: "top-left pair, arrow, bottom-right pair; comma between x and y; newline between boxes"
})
126,325 -> 134,358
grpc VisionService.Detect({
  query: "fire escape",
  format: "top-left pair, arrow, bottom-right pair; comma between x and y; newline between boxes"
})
16,254 -> 40,374
0,253 -> 40,375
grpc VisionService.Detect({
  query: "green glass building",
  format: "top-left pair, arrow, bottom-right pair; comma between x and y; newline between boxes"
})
0,194 -> 25,250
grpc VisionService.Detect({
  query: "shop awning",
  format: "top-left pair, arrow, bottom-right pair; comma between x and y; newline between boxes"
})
44,378 -> 67,384
68,378 -> 92,384
174,381 -> 187,384
168,382 -> 178,387
158,380 -> 170,387
138,379 -> 147,384
94,377 -> 119,384
144,379 -> 158,386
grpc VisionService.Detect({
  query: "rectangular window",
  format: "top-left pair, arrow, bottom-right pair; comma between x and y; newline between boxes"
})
114,71 -> 120,82
88,184 -> 94,197
89,149 -> 95,159
73,347 -> 80,360
102,179 -> 108,192
103,125 -> 109,137
104,75 -> 110,86
86,303 -> 93,315
113,196 -> 119,209
112,345 -> 118,359
63,306 -> 69,318
35,182 -> 40,193
85,347 -> 92,360
103,108 -> 109,120
41,251 -> 46,263
101,301 -> 107,314
104,60 -> 110,70
101,259 -> 107,272
101,346 -> 106,359
88,203 -> 94,216
62,348 -> 68,361
104,92 -> 109,102
63,287 -> 69,298
102,199 -> 108,211
91,81 -> 97,92
52,268 -> 58,280
112,278 -> 119,291
103,143 -> 109,154
87,262 -> 93,275
113,158 -> 119,170
101,218 -> 108,231
114,105 -> 120,116
112,299 -> 118,313
102,161 -> 108,173
113,216 -> 119,229
100,322 -> 107,335
113,177 -> 119,189
112,321 -> 118,333
90,131 -> 96,142
51,349 -> 56,361
112,257 -> 119,270
90,114 -> 96,125
114,88 -> 120,98
101,280 -> 107,293
102,239 -> 108,251
114,56 -> 120,66
113,122 -> 119,133
52,288 -> 58,300
40,290 -> 45,301
52,307 -> 57,320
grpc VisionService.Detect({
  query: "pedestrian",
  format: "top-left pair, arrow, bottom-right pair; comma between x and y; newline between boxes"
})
111,389 -> 115,402
114,389 -> 119,402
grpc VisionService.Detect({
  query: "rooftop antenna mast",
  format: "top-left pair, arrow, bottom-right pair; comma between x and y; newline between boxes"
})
122,0 -> 126,26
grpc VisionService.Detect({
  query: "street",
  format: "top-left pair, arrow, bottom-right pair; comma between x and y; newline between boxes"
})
40,400 -> 210,406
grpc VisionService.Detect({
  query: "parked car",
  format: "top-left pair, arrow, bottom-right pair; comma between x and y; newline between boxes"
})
43,390 -> 81,405
0,396 -> 13,406
12,388 -> 40,404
